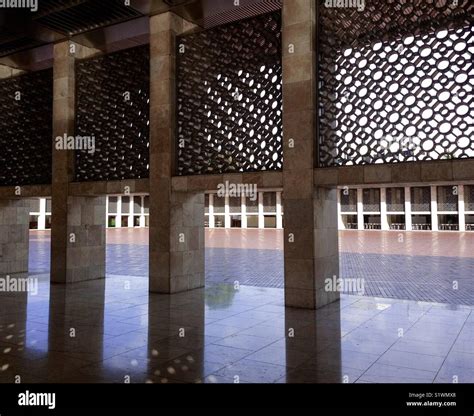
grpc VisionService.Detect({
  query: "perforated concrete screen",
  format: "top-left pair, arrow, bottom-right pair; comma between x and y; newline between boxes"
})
176,11 -> 283,175
75,45 -> 150,182
318,0 -> 473,167
0,69 -> 53,186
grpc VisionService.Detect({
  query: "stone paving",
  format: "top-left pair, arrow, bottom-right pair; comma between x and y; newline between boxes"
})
28,229 -> 474,306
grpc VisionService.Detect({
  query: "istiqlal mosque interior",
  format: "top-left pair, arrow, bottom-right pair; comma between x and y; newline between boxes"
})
0,0 -> 473,411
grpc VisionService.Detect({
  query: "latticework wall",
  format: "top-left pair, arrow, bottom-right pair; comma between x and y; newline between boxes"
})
0,69 -> 53,186
386,187 -> 405,212
363,188 -> 381,212
176,11 -> 283,175
466,185 -> 474,211
318,0 -> 473,167
75,45 -> 150,181
411,186 -> 431,212
340,189 -> 357,212
437,185 -> 458,211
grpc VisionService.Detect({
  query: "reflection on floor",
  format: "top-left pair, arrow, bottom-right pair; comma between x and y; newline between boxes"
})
0,274 -> 472,383
29,229 -> 474,305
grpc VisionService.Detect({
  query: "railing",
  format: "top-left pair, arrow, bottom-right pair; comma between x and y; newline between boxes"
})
439,224 -> 459,231
364,223 -> 381,230
390,223 -> 406,230
412,224 -> 431,231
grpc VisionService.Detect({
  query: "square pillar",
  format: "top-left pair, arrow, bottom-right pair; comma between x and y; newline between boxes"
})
258,192 -> 264,229
357,188 -> 364,230
140,196 -> 147,228
314,187 -> 340,307
150,189 -> 205,293
405,186 -> 412,231
117,196 -> 123,228
241,194 -> 247,229
380,188 -> 389,230
224,194 -> 231,228
208,194 -> 215,228
282,0 -> 339,309
337,189 -> 345,230
127,197 -> 134,228
0,200 -> 30,276
276,191 -> 283,229
431,185 -> 438,231
149,12 -> 204,294
458,185 -> 466,232
62,196 -> 106,283
51,41 -> 104,284
51,41 -> 75,282
38,198 -> 47,230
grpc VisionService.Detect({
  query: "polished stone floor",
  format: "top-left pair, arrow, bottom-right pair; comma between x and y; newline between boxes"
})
0,273 -> 473,383
29,229 -> 474,305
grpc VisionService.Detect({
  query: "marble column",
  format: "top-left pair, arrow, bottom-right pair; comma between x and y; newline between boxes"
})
282,0 -> 339,309
149,13 -> 204,293
51,41 -> 105,284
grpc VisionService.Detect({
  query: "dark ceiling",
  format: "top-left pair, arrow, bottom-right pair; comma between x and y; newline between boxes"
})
0,0 -> 282,69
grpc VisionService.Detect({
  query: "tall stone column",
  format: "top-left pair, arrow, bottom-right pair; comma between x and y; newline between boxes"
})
282,0 -> 339,309
51,41 -> 105,284
313,187 -> 340,307
0,67 -> 32,279
149,13 -> 204,293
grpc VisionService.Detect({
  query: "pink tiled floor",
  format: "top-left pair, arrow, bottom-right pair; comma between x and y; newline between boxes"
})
33,228 -> 474,259
340,230 -> 474,258
104,228 -> 284,250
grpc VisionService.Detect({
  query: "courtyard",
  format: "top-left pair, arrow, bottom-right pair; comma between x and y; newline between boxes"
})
29,229 -> 474,306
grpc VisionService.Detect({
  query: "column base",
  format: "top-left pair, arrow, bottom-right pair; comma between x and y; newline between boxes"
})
0,199 -> 30,277
51,196 -> 106,284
